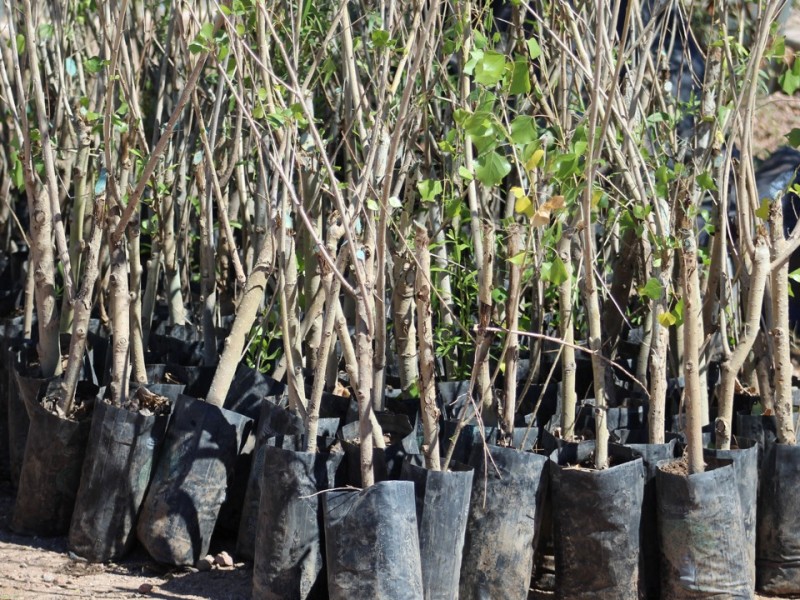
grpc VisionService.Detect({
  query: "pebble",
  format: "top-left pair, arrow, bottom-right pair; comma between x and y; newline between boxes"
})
138,582 -> 153,594
197,555 -> 214,572
215,551 -> 234,568
42,573 -> 55,583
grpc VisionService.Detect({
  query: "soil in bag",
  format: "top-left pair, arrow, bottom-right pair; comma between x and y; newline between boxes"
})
550,441 -> 645,600
68,384 -> 178,562
459,443 -> 548,600
235,400 -> 320,560
401,456 -> 473,600
323,480 -> 423,600
703,436 -> 758,591
136,394 -> 252,566
340,412 -> 419,486
622,438 -> 678,600
756,442 -> 800,595
252,437 -> 343,600
11,380 -> 97,536
656,456 -> 751,599
7,341 -> 35,487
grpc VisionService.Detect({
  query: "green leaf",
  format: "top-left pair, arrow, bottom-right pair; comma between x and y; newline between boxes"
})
508,251 -> 526,266
189,40 -> 208,54
37,23 -> 54,40
15,34 -> 25,54
366,198 -> 379,211
510,115 -> 537,145
198,22 -> 215,41
371,29 -> 390,48
780,59 -> 800,96
458,165 -> 473,181
526,38 -> 541,60
417,179 -> 443,202
790,267 -> 800,284
475,51 -> 506,86
388,196 -> 402,209
639,277 -> 663,300
548,255 -> 568,285
84,56 -> 107,74
508,58 -> 530,95
697,170 -> 718,191
475,151 -> 511,186
755,198 -> 770,221
786,128 -> 800,148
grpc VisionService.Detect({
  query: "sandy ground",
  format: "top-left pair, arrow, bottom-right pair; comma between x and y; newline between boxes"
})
0,483 -> 252,600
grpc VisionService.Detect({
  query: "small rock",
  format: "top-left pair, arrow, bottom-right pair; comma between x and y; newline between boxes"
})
138,583 -> 153,594
215,551 -> 234,568
42,573 -> 55,583
197,555 -> 214,572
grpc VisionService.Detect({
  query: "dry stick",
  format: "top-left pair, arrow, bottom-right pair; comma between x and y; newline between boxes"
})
59,188 -> 107,415
558,226 -> 577,441
22,0 -> 73,303
205,226 -> 277,409
457,0 -> 484,271
193,133 -> 217,369
111,5 -> 229,246
262,13 -> 373,334
193,92 -> 246,287
769,200 -> 797,445
10,3 -> 60,377
501,224 -> 523,444
307,248 -> 348,454
716,234 -> 769,450
356,221 -> 377,487
415,226 -> 441,471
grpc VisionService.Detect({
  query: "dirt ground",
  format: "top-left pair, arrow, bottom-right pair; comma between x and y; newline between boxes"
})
0,482 -> 252,600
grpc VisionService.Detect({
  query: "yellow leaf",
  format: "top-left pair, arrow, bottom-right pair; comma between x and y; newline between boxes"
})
592,189 -> 603,207
657,312 -> 676,327
514,195 -> 535,218
510,186 -> 525,199
525,148 -> 545,170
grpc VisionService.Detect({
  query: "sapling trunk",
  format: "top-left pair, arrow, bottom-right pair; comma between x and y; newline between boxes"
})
680,221 -> 706,474
333,298 -> 386,451
108,209 -> 131,406
307,248 -> 348,454
391,250 -> 419,396
649,242 -> 674,445
716,234 -> 769,449
60,119 -> 91,333
415,226 -> 441,470
161,189 -> 185,326
769,200 -> 797,445
279,227 -> 307,416
356,230 -> 376,487
477,224 -> 495,422
602,226 -> 637,356
502,224 -> 523,443
558,227 -> 577,441
59,187 -> 107,415
205,225 -> 276,408
306,217 -> 346,452
754,331 -> 773,412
